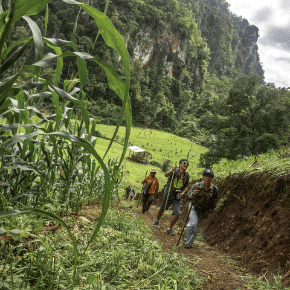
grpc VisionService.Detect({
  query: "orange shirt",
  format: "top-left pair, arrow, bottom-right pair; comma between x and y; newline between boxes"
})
144,175 -> 159,194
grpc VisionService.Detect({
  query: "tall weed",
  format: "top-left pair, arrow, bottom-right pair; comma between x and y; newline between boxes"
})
0,0 -> 130,284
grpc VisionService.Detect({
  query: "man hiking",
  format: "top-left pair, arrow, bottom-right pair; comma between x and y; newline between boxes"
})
141,168 -> 159,213
183,169 -> 218,248
153,159 -> 190,236
125,185 -> 131,200
130,189 -> 135,201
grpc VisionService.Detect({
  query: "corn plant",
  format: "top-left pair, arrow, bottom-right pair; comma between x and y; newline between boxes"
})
0,0 -> 131,284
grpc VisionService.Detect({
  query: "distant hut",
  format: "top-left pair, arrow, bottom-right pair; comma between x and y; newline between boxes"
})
128,146 -> 152,164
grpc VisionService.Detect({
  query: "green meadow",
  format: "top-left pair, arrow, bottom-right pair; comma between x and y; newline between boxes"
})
96,124 -> 208,190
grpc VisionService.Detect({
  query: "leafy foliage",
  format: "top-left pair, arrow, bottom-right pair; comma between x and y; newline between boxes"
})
199,74 -> 290,167
0,0 -> 131,284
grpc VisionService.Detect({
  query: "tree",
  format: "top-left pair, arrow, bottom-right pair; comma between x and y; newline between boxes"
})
227,74 -> 278,154
199,74 -> 285,166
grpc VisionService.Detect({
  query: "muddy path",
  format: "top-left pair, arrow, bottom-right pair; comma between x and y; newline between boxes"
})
121,200 -> 254,290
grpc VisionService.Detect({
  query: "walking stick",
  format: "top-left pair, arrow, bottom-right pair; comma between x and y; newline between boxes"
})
176,201 -> 194,247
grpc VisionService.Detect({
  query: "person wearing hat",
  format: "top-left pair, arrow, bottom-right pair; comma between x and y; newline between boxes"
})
183,169 -> 219,248
141,168 -> 159,213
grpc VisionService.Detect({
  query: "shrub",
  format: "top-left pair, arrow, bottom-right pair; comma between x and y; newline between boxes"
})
162,159 -> 171,172
149,160 -> 162,168
255,133 -> 280,153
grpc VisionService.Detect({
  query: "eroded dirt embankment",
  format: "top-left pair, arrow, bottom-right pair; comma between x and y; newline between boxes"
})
149,171 -> 290,286
199,172 -> 290,286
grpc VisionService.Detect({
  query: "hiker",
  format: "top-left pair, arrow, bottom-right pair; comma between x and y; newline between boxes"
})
153,159 -> 190,236
183,169 -> 218,248
130,189 -> 135,201
125,185 -> 131,200
141,168 -> 159,213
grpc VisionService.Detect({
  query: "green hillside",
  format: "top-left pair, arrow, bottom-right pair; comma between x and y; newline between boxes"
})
96,124 -> 208,189
213,149 -> 290,178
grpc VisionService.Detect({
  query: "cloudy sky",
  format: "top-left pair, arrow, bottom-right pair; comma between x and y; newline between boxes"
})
226,0 -> 290,88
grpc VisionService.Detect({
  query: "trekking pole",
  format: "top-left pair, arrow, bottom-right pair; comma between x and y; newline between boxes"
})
164,162 -> 177,212
176,186 -> 200,247
176,201 -> 194,247
137,170 -> 148,208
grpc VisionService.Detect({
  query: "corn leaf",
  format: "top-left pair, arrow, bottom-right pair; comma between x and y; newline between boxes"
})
63,0 -> 131,170
11,0 -> 51,23
0,39 -> 32,76
0,73 -> 20,104
22,16 -> 43,61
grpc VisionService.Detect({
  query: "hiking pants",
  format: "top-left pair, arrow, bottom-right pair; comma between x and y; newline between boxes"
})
142,193 -> 154,213
184,202 -> 200,247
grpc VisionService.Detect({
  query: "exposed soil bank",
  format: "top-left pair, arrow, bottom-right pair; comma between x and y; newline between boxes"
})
148,171 -> 290,286
200,172 -> 290,286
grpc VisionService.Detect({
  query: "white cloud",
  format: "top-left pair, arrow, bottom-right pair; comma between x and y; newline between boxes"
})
280,0 -> 290,9
253,7 -> 272,23
226,0 -> 290,88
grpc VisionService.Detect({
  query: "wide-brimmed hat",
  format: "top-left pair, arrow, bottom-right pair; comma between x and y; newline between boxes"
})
150,168 -> 157,173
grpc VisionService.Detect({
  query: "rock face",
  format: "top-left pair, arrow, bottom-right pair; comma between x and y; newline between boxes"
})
131,25 -> 203,92
116,0 -> 264,96
197,0 -> 264,79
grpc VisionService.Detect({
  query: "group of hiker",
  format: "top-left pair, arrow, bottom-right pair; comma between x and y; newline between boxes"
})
124,186 -> 136,201
125,158 -> 218,249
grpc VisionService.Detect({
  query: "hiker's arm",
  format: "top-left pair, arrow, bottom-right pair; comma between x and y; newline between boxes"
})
187,184 -> 200,199
165,165 -> 177,177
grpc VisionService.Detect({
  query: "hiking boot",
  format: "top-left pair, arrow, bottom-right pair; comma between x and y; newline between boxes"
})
184,244 -> 192,249
153,220 -> 159,228
166,228 -> 175,236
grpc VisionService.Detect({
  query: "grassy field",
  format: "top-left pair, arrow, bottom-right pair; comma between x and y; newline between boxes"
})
96,124 -> 208,190
212,149 -> 290,178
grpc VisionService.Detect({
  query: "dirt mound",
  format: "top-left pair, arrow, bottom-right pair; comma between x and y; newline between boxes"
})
150,173 -> 290,286
199,172 -> 290,286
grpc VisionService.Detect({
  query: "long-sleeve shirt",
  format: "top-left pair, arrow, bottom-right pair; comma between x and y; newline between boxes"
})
143,175 -> 159,194
187,181 -> 218,217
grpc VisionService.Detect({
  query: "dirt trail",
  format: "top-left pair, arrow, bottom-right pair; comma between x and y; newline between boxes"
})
123,202 -> 254,290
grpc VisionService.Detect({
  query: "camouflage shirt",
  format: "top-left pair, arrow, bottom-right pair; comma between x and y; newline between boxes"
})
187,181 -> 218,217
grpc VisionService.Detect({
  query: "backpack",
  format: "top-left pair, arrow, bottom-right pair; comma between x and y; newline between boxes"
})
167,168 -> 189,190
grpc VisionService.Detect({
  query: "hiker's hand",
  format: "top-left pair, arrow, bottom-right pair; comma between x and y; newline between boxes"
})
170,165 -> 177,172
191,189 -> 200,196
188,188 -> 200,198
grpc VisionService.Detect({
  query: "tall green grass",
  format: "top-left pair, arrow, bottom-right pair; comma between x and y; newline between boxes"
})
0,210 -> 203,289
0,0 -> 130,284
